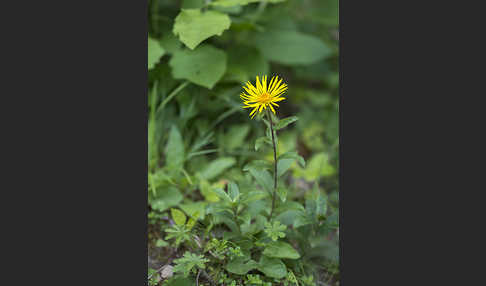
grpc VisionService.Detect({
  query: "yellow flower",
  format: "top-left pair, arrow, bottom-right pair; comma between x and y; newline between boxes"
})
240,75 -> 287,119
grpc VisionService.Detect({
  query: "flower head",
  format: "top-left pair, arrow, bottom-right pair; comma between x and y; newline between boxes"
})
240,75 -> 287,119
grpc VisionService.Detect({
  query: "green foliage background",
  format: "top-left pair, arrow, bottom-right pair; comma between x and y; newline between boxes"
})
148,0 -> 339,285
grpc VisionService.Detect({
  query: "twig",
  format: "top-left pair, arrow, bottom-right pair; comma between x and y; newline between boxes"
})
196,269 -> 201,286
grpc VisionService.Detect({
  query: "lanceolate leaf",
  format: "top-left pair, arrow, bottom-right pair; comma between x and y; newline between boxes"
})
275,116 -> 298,130
199,157 -> 236,180
255,136 -> 271,151
246,167 -> 273,193
166,126 -> 185,171
279,151 -> 306,167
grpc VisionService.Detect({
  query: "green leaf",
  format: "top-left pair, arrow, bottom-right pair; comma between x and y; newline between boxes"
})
165,126 -> 185,171
255,137 -> 271,151
224,124 -> 250,151
186,217 -> 197,229
148,37 -> 165,70
210,0 -> 258,7
246,167 -> 273,193
150,187 -> 183,212
225,45 -> 269,83
180,202 -> 207,220
254,31 -> 331,65
262,241 -> 300,259
169,44 -> 227,89
182,0 -> 205,9
277,158 -> 293,177
295,152 -> 335,180
173,9 -> 231,50
243,160 -> 272,171
171,208 -> 187,226
164,277 -> 195,286
199,180 -> 219,202
211,0 -> 284,7
228,181 -> 240,202
155,239 -> 168,247
212,188 -> 232,203
277,187 -> 287,202
225,257 -> 258,275
241,191 -> 268,204
173,252 -> 209,277
264,221 -> 287,241
257,256 -> 287,279
160,32 -> 182,55
275,210 -> 301,226
275,116 -> 298,130
278,151 -> 305,167
316,192 -> 328,218
199,157 -> 236,180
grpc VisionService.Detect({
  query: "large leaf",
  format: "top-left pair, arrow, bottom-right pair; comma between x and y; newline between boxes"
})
165,126 -> 185,171
199,180 -> 219,202
224,124 -> 250,151
257,256 -> 287,279
225,45 -> 269,83
150,187 -> 183,212
173,9 -> 230,50
199,157 -> 236,180
279,151 -> 305,167
254,31 -> 331,65
255,137 -> 271,151
148,37 -> 165,70
294,152 -> 335,180
247,167 -> 274,193
277,158 -> 293,177
263,241 -> 300,259
225,257 -> 258,275
169,44 -> 227,89
180,202 -> 207,220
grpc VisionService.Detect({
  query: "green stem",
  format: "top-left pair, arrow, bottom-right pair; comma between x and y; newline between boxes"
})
157,81 -> 190,113
267,109 -> 278,220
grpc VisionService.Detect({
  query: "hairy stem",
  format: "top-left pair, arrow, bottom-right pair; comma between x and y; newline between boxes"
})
267,109 -> 277,220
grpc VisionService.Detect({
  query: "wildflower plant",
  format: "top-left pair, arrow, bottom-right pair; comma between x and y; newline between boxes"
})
148,0 -> 339,285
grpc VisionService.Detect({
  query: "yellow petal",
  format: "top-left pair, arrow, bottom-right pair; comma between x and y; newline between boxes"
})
268,76 -> 278,93
269,78 -> 283,94
268,76 -> 276,93
272,85 -> 288,97
272,97 -> 286,102
269,103 -> 276,114
255,76 -> 261,93
250,106 -> 259,116
262,75 -> 267,93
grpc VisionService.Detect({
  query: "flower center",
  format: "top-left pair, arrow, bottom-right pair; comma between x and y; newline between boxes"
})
259,92 -> 272,103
